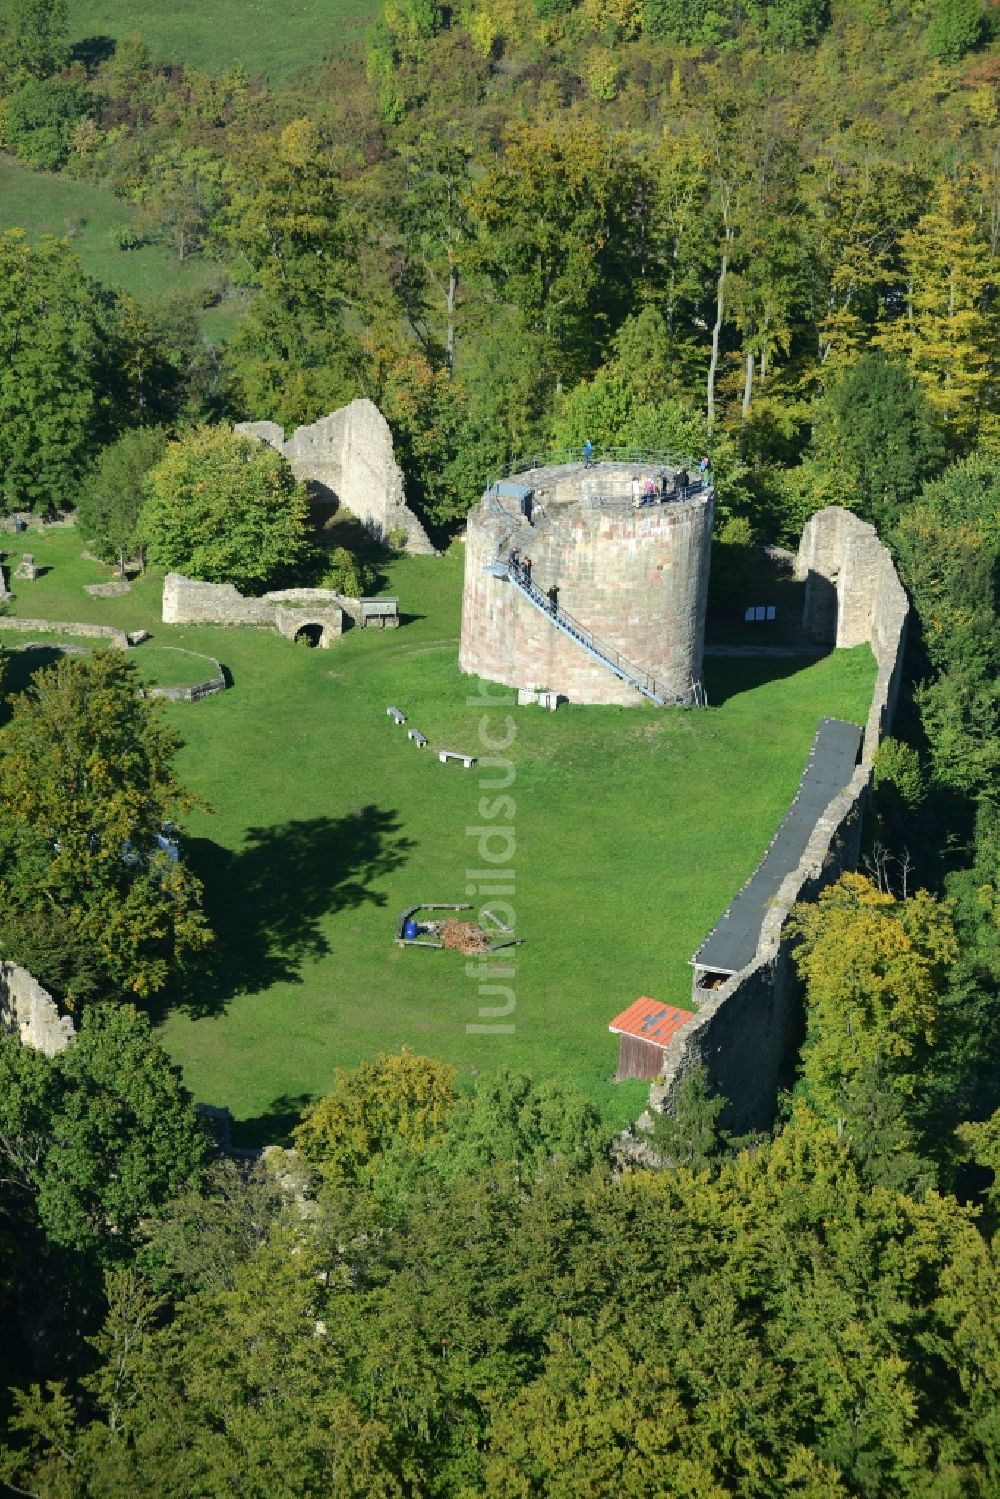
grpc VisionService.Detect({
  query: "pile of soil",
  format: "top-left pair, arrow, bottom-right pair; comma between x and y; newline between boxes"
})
440,920 -> 491,954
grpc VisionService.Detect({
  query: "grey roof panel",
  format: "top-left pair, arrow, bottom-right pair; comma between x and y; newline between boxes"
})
692,717 -> 863,974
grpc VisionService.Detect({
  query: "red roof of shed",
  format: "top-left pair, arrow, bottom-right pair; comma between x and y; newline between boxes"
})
608,996 -> 695,1049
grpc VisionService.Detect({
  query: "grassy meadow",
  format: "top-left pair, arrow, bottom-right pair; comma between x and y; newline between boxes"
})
0,526 -> 876,1141
71,0 -> 378,79
0,156 -> 247,342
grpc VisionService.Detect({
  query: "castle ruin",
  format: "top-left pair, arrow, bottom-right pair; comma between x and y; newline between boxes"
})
235,398 -> 436,556
460,459 -> 713,706
645,506 -> 910,1134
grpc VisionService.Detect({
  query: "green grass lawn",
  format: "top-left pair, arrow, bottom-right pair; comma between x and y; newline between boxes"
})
0,527 -> 876,1142
71,0 -> 379,80
0,155 -> 246,340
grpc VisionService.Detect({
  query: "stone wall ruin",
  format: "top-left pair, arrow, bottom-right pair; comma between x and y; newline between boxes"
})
645,506 -> 909,1134
162,574 -> 345,647
143,648 -> 227,702
235,398 -> 436,556
0,962 -> 74,1056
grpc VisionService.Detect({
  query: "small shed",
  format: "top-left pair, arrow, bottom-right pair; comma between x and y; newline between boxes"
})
359,596 -> 400,628
608,996 -> 695,1082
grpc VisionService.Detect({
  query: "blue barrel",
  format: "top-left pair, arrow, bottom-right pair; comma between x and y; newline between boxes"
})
403,920 -> 419,940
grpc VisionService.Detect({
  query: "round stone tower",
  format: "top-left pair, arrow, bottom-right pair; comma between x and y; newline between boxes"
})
459,459 -> 713,706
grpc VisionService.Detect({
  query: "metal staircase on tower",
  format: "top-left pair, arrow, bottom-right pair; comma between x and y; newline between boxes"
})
484,555 -> 706,707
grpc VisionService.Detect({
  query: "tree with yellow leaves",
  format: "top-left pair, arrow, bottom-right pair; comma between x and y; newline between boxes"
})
874,177 -> 995,443
790,872 -> 958,1132
293,1049 -> 458,1184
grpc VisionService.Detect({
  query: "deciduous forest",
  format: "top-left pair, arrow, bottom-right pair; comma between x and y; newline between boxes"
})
0,0 -> 998,1489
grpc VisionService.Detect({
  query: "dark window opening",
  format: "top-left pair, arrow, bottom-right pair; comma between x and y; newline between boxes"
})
294,623 -> 324,648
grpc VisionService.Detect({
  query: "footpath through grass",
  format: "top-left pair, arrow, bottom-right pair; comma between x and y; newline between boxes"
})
0,527 -> 876,1141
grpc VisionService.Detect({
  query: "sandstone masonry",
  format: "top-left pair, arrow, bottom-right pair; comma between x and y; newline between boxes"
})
0,962 -> 74,1056
460,462 -> 713,706
645,507 -> 909,1134
235,398 -> 436,556
162,574 -> 345,646
0,617 -> 130,648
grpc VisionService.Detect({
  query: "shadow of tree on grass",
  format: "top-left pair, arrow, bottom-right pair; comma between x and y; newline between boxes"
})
0,646 -> 68,725
232,1092 -> 314,1150
177,806 -> 412,1017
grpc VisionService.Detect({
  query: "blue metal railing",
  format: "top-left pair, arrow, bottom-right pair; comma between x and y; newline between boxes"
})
484,447 -> 705,490
509,571 -> 664,703
485,452 -> 711,514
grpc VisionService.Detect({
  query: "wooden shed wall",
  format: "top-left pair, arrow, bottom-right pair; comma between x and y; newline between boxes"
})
615,1034 -> 666,1082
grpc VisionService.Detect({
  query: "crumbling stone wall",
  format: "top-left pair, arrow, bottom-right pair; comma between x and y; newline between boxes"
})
646,506 -> 909,1134
0,617 -> 130,647
162,574 -> 344,647
235,398 -> 436,556
460,464 -> 713,706
797,505 -> 907,654
0,962 -> 74,1056
144,649 -> 227,702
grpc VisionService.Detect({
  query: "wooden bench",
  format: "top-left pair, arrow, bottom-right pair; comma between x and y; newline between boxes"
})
408,729 -> 428,747
438,750 -> 476,768
387,706 -> 406,725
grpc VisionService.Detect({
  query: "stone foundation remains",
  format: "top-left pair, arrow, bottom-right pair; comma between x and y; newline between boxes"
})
645,507 -> 909,1134
235,398 -> 436,556
143,648 -> 227,702
161,573 -> 404,644
0,616 -> 132,648
460,461 -> 713,706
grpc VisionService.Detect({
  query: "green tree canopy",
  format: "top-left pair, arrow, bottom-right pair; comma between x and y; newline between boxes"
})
790,873 -> 958,1130
0,232 -> 102,512
7,1103 -> 998,1498
432,1068 -> 606,1179
139,426 -> 311,590
0,0 -> 68,83
293,1049 -> 459,1184
0,1005 -> 208,1258
3,78 -> 90,170
893,453 -> 1000,797
811,352 -> 945,525
874,179 -> 993,446
468,122 -> 643,390
77,426 -> 168,576
926,0 -> 983,62
0,651 -> 212,1002
649,1062 -> 730,1170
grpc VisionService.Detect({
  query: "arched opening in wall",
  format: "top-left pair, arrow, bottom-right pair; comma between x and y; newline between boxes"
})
294,623 -> 325,648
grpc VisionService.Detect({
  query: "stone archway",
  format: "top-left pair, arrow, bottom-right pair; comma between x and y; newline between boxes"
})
275,606 -> 343,649
294,622 -> 326,648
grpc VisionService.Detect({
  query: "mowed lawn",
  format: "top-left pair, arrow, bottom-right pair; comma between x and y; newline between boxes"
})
0,528 -> 876,1140
72,0 -> 378,79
